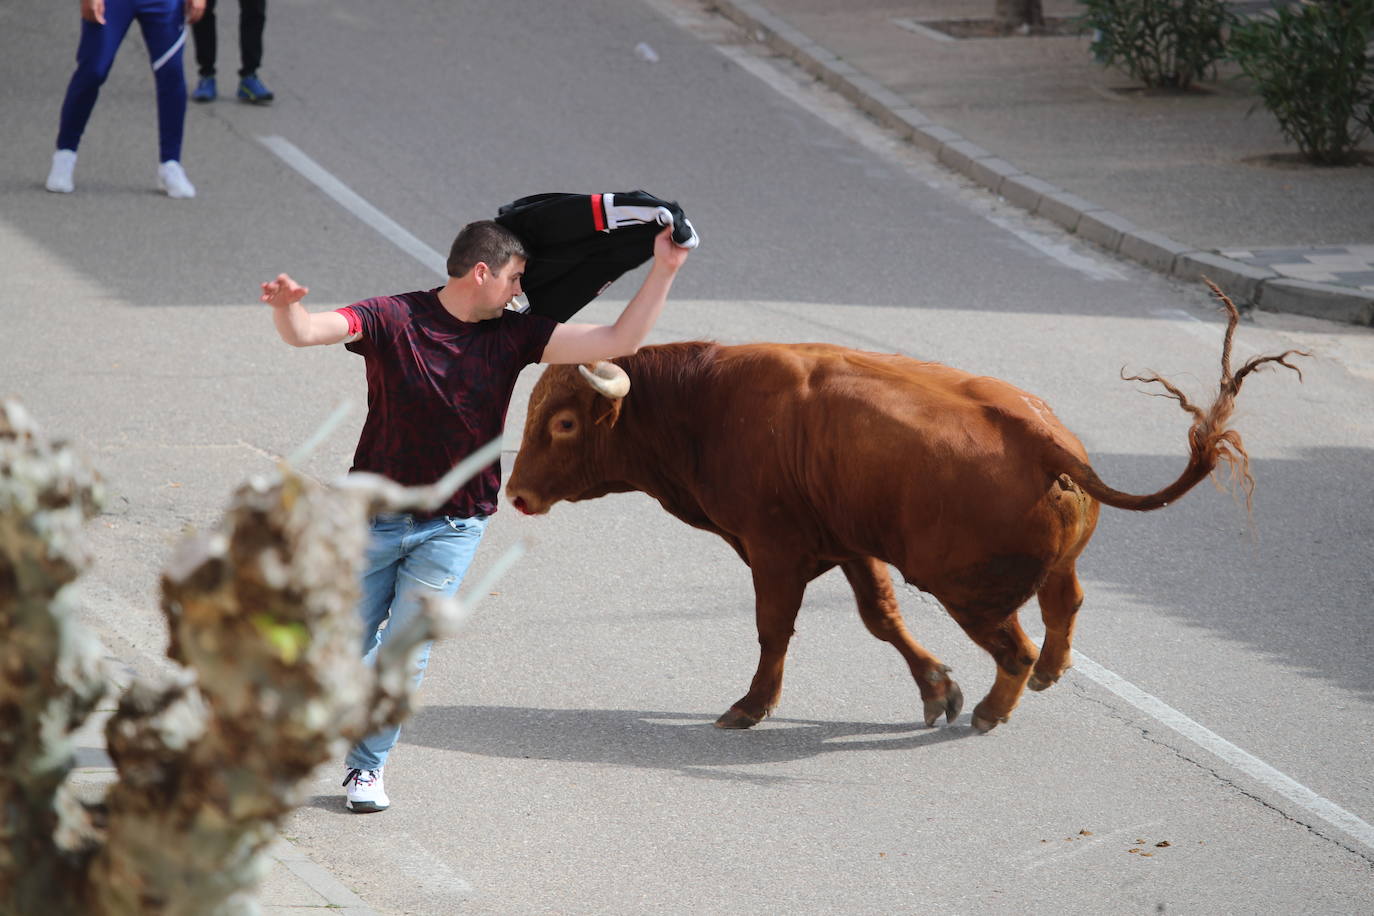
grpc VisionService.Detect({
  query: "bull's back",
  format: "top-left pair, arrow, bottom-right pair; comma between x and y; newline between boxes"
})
698,344 -> 1089,562
714,343 -> 1084,463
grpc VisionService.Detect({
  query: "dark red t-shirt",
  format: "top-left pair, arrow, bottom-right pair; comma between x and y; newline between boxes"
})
337,289 -> 556,518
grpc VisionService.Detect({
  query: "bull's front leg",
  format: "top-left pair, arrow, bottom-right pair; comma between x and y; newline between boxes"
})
715,559 -> 808,729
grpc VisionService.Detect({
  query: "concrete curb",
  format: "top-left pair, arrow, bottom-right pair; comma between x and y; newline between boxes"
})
69,660 -> 381,915
69,757 -> 379,913
269,837 -> 385,916
708,0 -> 1374,326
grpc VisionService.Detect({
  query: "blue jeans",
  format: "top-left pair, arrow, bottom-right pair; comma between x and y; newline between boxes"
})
346,512 -> 488,770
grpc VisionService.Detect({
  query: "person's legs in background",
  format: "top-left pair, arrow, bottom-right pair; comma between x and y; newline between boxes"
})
190,0 -> 218,101
48,0 -> 138,192
235,0 -> 273,104
136,0 -> 195,197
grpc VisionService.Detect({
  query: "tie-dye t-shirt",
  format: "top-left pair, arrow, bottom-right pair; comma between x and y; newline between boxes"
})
337,289 -> 556,518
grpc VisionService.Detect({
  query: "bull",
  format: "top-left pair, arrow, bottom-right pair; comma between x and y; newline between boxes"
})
506,288 -> 1304,732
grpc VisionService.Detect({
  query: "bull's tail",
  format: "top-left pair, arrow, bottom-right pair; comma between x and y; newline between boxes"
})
1065,280 -> 1307,512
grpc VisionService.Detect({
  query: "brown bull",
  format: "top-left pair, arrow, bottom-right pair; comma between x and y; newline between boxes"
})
506,289 -> 1304,732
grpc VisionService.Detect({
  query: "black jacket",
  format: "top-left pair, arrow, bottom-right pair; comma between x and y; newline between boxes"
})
495,191 -> 698,322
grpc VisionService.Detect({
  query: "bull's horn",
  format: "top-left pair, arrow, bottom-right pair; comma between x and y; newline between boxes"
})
578,361 -> 630,400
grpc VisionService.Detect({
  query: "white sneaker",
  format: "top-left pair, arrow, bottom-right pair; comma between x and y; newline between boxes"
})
342,766 -> 389,813
46,150 -> 77,193
157,160 -> 196,199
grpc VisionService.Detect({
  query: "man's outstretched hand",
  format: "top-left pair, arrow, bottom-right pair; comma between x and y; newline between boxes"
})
261,274 -> 309,309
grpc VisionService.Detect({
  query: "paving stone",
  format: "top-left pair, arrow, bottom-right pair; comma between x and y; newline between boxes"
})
1119,230 -> 1196,273
937,140 -> 995,177
1035,191 -> 1101,233
999,174 -> 1061,213
1223,246 -> 1374,291
1077,210 -> 1140,253
1174,252 -> 1278,304
1257,279 -> 1374,326
966,157 -> 1024,195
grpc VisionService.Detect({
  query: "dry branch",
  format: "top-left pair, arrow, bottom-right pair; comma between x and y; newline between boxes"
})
1,402 -> 487,915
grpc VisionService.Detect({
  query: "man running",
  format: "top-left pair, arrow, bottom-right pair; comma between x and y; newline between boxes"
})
261,219 -> 690,812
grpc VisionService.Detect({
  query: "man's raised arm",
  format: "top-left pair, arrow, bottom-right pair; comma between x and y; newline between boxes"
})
261,273 -> 351,347
539,227 -> 690,365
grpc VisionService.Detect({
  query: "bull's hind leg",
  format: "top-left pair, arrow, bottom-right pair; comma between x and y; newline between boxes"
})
715,558 -> 810,729
960,616 -> 1039,733
841,557 -> 962,726
1029,565 -> 1085,692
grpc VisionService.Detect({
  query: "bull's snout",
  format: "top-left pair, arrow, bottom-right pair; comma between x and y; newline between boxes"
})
505,484 -> 547,516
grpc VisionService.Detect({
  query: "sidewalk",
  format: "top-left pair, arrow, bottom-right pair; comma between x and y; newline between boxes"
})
711,0 -> 1374,324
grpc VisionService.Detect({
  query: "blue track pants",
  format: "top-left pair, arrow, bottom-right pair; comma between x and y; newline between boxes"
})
56,0 -> 189,163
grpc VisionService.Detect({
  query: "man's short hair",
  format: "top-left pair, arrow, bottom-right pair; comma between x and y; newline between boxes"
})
446,220 -> 528,278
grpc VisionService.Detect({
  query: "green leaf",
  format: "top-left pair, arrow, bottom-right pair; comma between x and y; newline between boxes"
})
252,614 -> 310,665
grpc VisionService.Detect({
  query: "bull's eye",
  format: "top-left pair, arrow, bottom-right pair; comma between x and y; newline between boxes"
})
551,410 -> 578,437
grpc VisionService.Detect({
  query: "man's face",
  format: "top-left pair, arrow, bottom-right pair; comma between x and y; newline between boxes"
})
484,256 -> 525,314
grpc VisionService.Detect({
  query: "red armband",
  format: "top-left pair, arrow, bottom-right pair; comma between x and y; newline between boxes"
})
337,306 -> 362,342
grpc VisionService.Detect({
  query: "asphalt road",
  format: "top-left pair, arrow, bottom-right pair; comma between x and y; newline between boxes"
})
3,0 -> 1372,913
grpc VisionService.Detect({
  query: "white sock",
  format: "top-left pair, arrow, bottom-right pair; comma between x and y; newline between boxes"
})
46,150 -> 77,193
157,160 -> 196,199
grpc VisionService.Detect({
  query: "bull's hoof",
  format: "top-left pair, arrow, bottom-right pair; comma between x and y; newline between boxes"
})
923,679 -> 964,727
1030,662 -> 1072,692
714,707 -> 762,729
971,701 -> 1007,734
971,714 -> 1000,733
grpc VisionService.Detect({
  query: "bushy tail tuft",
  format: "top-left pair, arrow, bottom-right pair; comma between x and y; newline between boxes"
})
1067,279 -> 1308,512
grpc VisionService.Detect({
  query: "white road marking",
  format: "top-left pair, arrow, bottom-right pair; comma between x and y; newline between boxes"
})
257,135 -> 448,279
1069,652 -> 1374,854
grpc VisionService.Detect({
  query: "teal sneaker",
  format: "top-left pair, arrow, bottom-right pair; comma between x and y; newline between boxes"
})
191,76 -> 216,103
237,73 -> 274,105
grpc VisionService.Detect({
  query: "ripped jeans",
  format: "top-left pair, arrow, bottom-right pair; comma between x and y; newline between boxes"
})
345,512 -> 488,771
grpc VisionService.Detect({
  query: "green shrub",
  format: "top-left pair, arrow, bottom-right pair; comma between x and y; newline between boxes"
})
1081,0 -> 1235,89
1228,0 -> 1374,165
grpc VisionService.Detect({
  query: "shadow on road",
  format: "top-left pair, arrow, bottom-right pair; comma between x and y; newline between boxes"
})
402,705 -> 975,778
1083,446 -> 1374,703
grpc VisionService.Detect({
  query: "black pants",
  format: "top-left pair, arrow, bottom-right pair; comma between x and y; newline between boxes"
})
191,0 -> 267,78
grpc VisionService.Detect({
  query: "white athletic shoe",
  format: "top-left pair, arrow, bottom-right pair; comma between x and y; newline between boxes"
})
157,160 -> 196,199
46,150 -> 77,193
342,765 -> 389,813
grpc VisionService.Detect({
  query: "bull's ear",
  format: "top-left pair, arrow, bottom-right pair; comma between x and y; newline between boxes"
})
578,361 -> 630,400
593,398 -> 623,427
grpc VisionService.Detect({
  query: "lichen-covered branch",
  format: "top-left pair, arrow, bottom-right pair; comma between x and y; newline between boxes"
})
1,402 -> 485,915
0,401 -> 107,915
